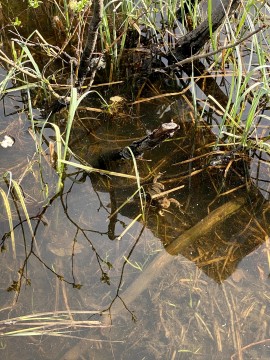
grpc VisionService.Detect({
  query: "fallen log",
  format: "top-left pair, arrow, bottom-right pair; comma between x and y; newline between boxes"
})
173,0 -> 240,61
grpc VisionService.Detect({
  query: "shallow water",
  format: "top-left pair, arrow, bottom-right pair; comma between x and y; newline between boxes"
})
1,66 -> 270,360
1,2 -> 270,359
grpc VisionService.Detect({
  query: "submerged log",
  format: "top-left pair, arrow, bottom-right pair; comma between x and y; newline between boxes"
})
103,195 -> 246,319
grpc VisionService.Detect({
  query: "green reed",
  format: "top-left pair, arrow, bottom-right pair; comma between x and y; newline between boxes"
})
0,184 -> 15,258
210,0 -> 270,151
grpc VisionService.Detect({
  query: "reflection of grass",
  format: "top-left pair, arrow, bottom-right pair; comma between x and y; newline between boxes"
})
0,175 -> 37,260
10,178 -> 36,241
123,255 -> 143,271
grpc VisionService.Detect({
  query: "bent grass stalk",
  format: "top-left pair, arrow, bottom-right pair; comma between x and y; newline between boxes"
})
57,88 -> 109,188
125,146 -> 146,221
108,187 -> 143,220
0,187 -> 16,258
60,160 -> 137,179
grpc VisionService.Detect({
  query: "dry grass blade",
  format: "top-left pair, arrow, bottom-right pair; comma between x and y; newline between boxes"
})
150,185 -> 185,200
0,310 -> 110,337
61,159 -> 137,179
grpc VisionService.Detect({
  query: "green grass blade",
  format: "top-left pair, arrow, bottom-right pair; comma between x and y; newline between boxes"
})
125,147 -> 146,221
60,159 -> 137,179
11,179 -> 35,241
0,187 -> 16,258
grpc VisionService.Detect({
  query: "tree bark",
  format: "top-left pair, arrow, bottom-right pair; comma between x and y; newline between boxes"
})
173,0 -> 240,61
77,0 -> 103,88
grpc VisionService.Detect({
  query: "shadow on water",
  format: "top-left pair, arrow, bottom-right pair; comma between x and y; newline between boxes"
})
1,3 -> 270,360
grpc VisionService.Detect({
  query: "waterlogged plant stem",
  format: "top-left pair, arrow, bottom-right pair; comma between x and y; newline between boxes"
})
105,196 -> 246,319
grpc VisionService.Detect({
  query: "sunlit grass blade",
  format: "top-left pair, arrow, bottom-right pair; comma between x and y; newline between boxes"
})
0,187 -> 16,258
117,214 -> 142,240
60,159 -> 137,179
125,146 -> 146,221
10,179 -> 35,241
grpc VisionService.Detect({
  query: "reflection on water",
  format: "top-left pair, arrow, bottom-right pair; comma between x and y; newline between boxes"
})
1,80 -> 270,360
1,0 -> 270,354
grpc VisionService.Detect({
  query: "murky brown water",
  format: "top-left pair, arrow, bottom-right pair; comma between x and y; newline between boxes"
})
1,68 -> 270,359
1,2 -> 270,360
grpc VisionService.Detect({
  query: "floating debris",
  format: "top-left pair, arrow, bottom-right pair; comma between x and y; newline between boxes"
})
0,135 -> 15,148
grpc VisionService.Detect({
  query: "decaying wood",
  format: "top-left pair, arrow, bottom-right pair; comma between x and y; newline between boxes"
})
76,0 -> 103,88
173,0 -> 240,61
103,196 -> 246,320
